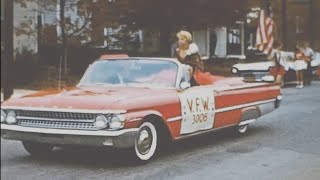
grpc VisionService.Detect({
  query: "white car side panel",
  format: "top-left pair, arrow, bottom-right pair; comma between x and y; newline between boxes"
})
233,62 -> 274,71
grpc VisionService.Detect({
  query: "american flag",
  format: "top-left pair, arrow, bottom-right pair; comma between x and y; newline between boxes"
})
256,8 -> 274,55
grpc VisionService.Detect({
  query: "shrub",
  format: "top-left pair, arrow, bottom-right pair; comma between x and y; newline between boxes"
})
12,48 -> 41,86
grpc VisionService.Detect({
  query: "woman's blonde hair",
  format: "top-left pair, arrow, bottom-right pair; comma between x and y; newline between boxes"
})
177,30 -> 192,43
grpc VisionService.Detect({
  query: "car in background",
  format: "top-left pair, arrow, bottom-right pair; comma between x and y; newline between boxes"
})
232,51 -> 320,82
231,50 -> 275,82
311,52 -> 320,73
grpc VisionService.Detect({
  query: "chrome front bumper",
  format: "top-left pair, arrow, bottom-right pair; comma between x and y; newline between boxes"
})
1,124 -> 139,148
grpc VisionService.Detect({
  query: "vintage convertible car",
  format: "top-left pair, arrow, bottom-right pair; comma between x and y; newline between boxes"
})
1,55 -> 282,161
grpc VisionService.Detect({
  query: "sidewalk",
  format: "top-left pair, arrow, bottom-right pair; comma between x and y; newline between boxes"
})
1,89 -> 38,102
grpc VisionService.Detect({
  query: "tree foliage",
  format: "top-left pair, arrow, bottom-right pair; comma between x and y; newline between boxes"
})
134,0 -> 253,28
15,0 -> 94,46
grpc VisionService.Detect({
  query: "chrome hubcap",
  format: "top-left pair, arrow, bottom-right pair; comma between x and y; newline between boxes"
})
136,128 -> 153,155
238,125 -> 248,133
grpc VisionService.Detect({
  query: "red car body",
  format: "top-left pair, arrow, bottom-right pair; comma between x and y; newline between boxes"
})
1,57 -> 282,161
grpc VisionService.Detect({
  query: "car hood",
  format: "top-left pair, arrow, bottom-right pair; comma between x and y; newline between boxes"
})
2,86 -> 179,111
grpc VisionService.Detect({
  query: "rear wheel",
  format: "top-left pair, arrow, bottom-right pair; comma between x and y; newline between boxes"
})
236,124 -> 248,134
134,122 -> 158,161
22,141 -> 54,157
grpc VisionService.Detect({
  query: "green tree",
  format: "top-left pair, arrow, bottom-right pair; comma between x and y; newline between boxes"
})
16,0 -> 95,76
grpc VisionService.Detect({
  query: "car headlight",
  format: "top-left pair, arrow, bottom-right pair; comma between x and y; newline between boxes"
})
231,67 -> 238,74
6,111 -> 17,124
94,115 -> 109,129
109,115 -> 125,130
1,110 -> 6,123
261,75 -> 275,82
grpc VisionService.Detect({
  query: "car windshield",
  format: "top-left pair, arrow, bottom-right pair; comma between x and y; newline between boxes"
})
78,59 -> 178,88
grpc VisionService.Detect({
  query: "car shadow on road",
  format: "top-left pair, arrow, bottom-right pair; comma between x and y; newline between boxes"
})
160,125 -> 271,156
17,125 -> 271,168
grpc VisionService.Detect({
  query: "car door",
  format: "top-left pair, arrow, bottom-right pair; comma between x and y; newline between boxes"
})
178,86 -> 216,135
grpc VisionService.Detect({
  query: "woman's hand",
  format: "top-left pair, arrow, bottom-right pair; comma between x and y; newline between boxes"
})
296,54 -> 303,59
304,56 -> 311,62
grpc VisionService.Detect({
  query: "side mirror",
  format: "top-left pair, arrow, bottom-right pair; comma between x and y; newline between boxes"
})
261,75 -> 275,82
180,81 -> 191,90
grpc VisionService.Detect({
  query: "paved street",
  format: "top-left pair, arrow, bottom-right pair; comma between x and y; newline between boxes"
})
1,82 -> 320,180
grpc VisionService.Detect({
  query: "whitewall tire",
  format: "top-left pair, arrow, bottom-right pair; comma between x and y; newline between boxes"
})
237,124 -> 248,134
134,122 -> 158,161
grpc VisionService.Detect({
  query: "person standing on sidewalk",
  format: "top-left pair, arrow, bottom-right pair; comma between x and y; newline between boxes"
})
301,41 -> 315,86
293,46 -> 308,89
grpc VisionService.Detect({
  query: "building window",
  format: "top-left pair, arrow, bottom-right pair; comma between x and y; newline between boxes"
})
227,28 -> 241,55
1,0 -> 4,21
37,13 -> 44,26
295,16 -> 303,34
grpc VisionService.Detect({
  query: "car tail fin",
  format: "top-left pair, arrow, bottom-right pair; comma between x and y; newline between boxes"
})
100,54 -> 129,60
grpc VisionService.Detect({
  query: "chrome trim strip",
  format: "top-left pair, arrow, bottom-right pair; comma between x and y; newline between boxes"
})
215,99 -> 276,113
127,118 -> 142,122
167,116 -> 182,122
16,116 -> 94,123
1,106 -> 126,114
1,124 -> 138,136
238,119 -> 256,126
168,99 -> 275,123
213,83 -> 270,92
176,123 -> 238,140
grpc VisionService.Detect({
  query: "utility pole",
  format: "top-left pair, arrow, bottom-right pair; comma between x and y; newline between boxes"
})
59,0 -> 68,76
309,0 -> 314,48
37,14 -> 43,62
282,0 -> 287,49
2,0 -> 14,101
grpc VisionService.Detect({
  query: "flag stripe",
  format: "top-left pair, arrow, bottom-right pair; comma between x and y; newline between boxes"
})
259,10 -> 267,43
256,9 -> 274,55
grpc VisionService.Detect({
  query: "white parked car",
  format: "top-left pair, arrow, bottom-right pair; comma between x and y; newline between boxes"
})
232,51 -> 320,82
311,52 -> 320,67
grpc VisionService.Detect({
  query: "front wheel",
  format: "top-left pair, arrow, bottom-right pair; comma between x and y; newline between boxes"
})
134,122 -> 158,161
22,141 -> 54,157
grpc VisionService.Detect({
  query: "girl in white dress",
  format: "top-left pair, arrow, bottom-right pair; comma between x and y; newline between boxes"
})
293,47 -> 308,88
